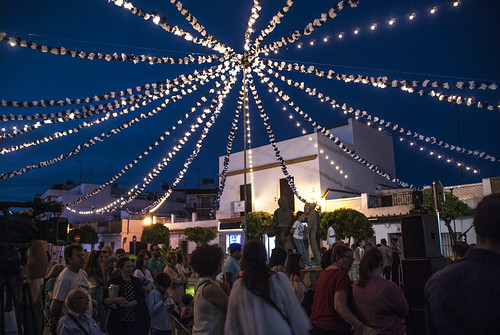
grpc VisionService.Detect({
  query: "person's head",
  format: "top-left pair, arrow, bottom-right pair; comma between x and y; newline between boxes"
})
268,247 -> 287,268
191,244 -> 223,277
331,244 -> 354,271
115,248 -> 126,258
46,264 -> 64,279
328,219 -> 335,228
150,244 -> 161,259
84,250 -> 105,284
380,238 -> 387,246
240,240 -> 267,274
136,253 -> 150,271
296,211 -> 306,222
181,294 -> 193,307
390,237 -> 398,245
117,256 -> 133,278
473,193 -> 500,247
356,247 -> 383,287
229,243 -> 242,259
278,197 -> 288,209
286,253 -> 305,276
359,239 -> 366,248
166,251 -> 178,265
64,244 -> 84,269
65,289 -> 90,315
451,241 -> 469,260
321,249 -> 333,269
101,246 -> 112,262
155,272 -> 172,293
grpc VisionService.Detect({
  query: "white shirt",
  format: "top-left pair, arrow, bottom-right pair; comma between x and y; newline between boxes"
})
327,226 -> 336,247
53,267 -> 92,314
292,220 -> 305,240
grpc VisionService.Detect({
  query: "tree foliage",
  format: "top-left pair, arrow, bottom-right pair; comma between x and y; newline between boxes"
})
245,211 -> 273,237
421,188 -> 470,243
67,224 -> 99,245
141,223 -> 170,247
320,208 -> 373,242
184,227 -> 217,245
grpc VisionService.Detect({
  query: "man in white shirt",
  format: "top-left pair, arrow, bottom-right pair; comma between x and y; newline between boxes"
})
290,211 -> 312,267
327,221 -> 336,249
50,244 -> 91,335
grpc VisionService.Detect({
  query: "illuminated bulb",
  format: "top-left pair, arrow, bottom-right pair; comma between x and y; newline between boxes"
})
354,28 -> 359,34
310,41 -> 314,46
152,16 -> 160,25
297,44 -> 302,49
282,107 -> 286,110
9,41 -> 16,47
370,23 -> 377,30
430,7 -> 437,14
453,1 -> 460,6
289,115 -> 293,119
265,52 -> 269,56
420,147 -> 424,151
274,49 -> 278,54
323,37 -> 328,42
389,18 -> 396,25
409,13 -> 416,20
338,33 -> 343,39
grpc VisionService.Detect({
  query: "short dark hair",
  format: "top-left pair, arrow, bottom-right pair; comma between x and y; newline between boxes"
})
64,244 -> 83,264
155,272 -> 171,288
116,248 -> 126,257
331,244 -> 351,264
268,247 -> 287,268
296,211 -> 304,219
380,238 -> 387,245
229,243 -> 242,254
150,244 -> 159,251
473,194 -> 500,244
452,241 -> 469,257
191,244 -> 223,277
181,294 -> 193,305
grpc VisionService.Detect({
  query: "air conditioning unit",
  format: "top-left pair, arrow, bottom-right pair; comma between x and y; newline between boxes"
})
233,201 -> 245,213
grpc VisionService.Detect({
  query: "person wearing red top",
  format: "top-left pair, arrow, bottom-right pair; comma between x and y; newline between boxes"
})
353,247 -> 409,335
309,244 -> 376,335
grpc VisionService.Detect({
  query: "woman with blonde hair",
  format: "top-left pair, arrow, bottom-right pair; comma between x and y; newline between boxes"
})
163,251 -> 186,304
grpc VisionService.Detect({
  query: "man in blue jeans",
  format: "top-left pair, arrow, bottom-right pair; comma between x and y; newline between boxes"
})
290,211 -> 312,267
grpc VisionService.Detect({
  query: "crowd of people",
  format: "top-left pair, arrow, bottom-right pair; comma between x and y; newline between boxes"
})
4,194 -> 498,335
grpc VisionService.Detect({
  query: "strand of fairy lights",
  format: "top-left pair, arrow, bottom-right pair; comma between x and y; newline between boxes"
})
1,67 -> 222,154
247,73 -> 308,202
259,62 -> 499,163
294,1 -> 464,50
251,0 -> 297,52
243,0 -> 263,52
111,0 -> 232,55
68,72 -> 236,214
263,59 -> 499,111
65,74 -> 230,209
258,65 -> 482,175
259,66 -> 481,175
255,70 -> 414,189
0,32 -> 220,66
257,0 -> 359,55
0,66 -> 226,180
243,75 -> 256,209
143,77 -> 238,213
211,84 -> 246,214
0,54 -> 232,109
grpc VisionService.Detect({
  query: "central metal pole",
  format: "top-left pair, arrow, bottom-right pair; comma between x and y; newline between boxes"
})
242,68 -> 248,244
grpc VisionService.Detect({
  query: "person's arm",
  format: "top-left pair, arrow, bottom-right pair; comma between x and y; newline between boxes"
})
202,282 -> 228,311
147,291 -> 167,316
26,240 -> 48,302
334,290 -> 376,335
289,222 -> 296,235
165,267 -> 183,284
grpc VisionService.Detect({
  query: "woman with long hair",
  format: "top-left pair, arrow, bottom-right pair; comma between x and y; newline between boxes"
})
225,240 -> 310,335
44,264 -> 64,323
286,253 -> 308,303
353,247 -> 409,335
133,253 -> 154,297
106,257 -> 150,335
309,244 -> 376,335
269,247 -> 287,274
163,251 -> 187,305
190,244 -> 228,335
84,250 -> 107,331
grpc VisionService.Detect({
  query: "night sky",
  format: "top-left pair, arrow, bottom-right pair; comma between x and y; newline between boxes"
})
1,0 -> 499,204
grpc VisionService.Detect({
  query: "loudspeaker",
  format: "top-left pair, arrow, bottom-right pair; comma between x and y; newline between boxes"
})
401,214 -> 441,258
401,258 -> 450,308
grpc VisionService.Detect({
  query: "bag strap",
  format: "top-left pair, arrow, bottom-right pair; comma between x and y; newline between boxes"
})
67,313 -> 90,335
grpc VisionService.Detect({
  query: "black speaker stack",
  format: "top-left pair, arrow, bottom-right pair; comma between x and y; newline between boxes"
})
400,214 -> 451,335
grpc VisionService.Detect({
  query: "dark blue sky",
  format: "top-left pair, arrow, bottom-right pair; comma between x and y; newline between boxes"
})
1,0 -> 499,203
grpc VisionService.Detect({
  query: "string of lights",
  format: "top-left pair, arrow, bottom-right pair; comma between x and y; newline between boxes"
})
243,73 -> 256,210
110,0 -> 232,55
263,59 -> 499,110
259,62 -> 499,163
256,70 -> 415,189
65,74 -> 229,209
251,0 -> 297,52
257,0 -> 359,55
211,84 -> 246,214
247,74 -> 308,202
243,0 -> 263,52
292,1 -> 464,50
0,32 -> 221,66
1,66 -> 226,180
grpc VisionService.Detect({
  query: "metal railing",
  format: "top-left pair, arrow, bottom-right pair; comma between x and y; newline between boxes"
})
171,314 -> 192,335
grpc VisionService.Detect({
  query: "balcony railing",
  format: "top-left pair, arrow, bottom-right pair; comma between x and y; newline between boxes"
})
368,191 -> 416,208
